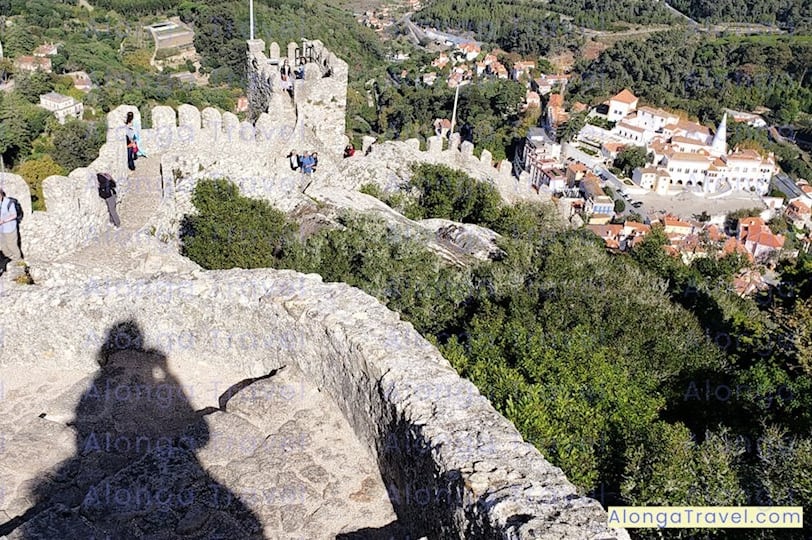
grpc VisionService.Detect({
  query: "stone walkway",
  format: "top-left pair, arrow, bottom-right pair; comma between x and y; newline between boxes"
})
53,154 -> 168,275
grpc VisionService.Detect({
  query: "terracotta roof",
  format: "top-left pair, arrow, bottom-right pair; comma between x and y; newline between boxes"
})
637,106 -> 676,118
572,102 -> 588,113
722,237 -> 750,257
568,162 -> 588,173
624,221 -> 650,233
744,225 -> 785,249
663,216 -> 692,229
587,224 -> 623,238
435,118 -> 451,129
674,120 -> 710,135
611,89 -> 638,105
740,217 -> 765,229
705,224 -> 725,242
667,152 -> 712,163
727,149 -> 765,162
548,94 -> 564,107
603,142 -> 625,152
671,135 -> 705,145
789,199 -> 811,214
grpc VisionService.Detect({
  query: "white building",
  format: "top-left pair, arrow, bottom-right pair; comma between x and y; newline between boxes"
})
39,92 -> 83,124
606,89 -> 639,122
586,97 -> 775,195
523,127 -> 562,188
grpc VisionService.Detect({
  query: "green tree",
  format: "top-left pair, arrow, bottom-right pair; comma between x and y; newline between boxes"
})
556,111 -> 587,143
14,71 -> 55,104
614,146 -> 648,177
51,119 -> 105,172
614,198 -> 626,214
180,178 -> 301,270
15,155 -> 65,210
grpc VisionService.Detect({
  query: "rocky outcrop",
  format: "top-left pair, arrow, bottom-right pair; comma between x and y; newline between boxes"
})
418,219 -> 505,261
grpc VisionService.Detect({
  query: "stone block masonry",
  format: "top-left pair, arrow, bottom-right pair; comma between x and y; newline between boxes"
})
0,268 -> 629,539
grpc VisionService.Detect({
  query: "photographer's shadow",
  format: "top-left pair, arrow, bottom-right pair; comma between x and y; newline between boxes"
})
0,320 -> 264,539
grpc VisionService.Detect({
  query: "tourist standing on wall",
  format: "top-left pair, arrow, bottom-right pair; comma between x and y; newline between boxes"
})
287,150 -> 299,171
281,59 -> 292,79
301,152 -> 315,176
0,189 -> 23,274
280,74 -> 293,98
311,152 -> 318,173
125,111 -> 137,171
97,173 -> 121,229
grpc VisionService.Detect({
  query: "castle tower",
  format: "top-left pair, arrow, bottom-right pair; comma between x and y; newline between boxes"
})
246,37 -> 348,154
711,112 -> 727,157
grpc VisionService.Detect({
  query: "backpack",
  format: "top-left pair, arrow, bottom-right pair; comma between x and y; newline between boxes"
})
97,173 -> 116,200
4,197 -> 22,224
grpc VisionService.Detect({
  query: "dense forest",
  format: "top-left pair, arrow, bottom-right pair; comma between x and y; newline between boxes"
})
411,0 -> 579,56
413,0 -> 680,51
666,0 -> 812,30
356,75 -> 532,160
569,31 -> 812,121
183,171 -> 812,539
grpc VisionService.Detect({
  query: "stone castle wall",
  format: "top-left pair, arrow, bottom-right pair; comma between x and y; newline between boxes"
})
6,102 -> 528,265
0,267 -> 629,540
0,96 -> 623,537
0,106 -> 150,261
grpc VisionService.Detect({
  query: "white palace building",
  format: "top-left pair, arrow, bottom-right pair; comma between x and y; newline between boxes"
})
586,89 -> 777,196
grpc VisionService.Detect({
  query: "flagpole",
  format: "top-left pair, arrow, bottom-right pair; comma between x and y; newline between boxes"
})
450,83 -> 460,134
249,0 -> 255,40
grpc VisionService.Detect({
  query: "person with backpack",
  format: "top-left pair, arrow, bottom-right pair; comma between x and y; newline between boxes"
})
0,189 -> 23,272
97,173 -> 120,228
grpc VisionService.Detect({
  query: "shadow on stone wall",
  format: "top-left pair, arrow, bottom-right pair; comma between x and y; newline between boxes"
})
0,320 -> 264,539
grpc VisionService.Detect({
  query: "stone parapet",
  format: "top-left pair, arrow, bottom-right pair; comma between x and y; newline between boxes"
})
0,268 -> 629,540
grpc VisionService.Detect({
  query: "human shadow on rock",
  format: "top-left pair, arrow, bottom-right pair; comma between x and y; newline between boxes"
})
0,320 -> 265,539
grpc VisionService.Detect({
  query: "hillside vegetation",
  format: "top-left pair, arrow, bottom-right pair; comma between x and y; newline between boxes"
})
666,0 -> 812,30
412,0 -> 681,55
183,171 -> 812,539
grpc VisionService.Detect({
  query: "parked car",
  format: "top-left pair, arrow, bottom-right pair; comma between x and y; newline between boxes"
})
632,201 -> 643,208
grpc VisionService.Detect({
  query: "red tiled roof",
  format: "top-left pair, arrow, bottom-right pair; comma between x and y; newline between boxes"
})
611,89 -> 638,104
789,199 -> 811,214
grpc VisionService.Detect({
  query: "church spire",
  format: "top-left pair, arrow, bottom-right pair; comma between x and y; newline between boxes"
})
711,112 -> 727,156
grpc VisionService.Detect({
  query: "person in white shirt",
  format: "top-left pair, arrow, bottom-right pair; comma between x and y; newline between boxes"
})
0,190 -> 22,268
